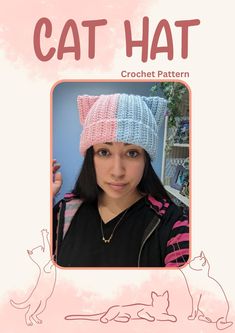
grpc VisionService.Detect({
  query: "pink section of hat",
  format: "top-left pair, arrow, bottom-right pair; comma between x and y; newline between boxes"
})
78,94 -> 119,155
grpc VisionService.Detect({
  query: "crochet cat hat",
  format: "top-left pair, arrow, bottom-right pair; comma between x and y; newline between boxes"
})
77,93 -> 167,160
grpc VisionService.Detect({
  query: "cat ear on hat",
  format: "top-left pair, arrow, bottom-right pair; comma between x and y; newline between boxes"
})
77,95 -> 99,125
141,96 -> 168,128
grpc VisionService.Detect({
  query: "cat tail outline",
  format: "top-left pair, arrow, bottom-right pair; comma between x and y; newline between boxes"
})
10,299 -> 30,309
216,317 -> 233,330
65,312 -> 106,321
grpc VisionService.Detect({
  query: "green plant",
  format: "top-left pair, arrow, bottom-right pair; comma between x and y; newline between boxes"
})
151,82 -> 188,154
151,82 -> 188,128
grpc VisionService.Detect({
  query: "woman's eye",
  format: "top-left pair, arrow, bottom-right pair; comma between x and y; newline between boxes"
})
127,150 -> 139,158
97,149 -> 110,157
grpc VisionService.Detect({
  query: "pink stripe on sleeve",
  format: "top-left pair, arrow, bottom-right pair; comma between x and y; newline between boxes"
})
172,220 -> 189,229
147,196 -> 163,209
167,233 -> 189,246
165,248 -> 189,266
64,209 -> 79,218
165,262 -> 186,267
64,193 -> 76,199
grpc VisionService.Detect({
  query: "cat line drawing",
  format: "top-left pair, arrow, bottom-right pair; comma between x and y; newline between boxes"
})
10,229 -> 56,326
181,251 -> 233,330
65,290 -> 177,323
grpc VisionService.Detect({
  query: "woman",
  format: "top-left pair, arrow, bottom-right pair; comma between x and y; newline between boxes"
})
53,93 -> 189,267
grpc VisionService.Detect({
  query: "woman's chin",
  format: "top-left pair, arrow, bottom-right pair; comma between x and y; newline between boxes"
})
105,188 -> 128,199
101,184 -> 140,202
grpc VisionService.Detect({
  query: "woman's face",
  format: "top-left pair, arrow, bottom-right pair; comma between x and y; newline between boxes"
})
93,142 -> 145,201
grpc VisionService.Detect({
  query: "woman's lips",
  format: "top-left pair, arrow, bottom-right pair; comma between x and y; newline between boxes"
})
107,183 -> 127,191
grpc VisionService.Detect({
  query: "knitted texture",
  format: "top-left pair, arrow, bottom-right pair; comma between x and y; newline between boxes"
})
77,93 -> 167,160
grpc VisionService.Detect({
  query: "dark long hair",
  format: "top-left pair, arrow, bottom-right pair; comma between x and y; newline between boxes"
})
72,146 -> 172,202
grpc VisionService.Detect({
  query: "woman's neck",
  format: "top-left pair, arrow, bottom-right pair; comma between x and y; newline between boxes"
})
98,191 -> 143,223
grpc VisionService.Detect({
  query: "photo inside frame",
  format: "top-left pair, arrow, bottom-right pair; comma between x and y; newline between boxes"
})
52,81 -> 190,268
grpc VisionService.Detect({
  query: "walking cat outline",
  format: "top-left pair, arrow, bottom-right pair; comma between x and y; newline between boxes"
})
181,251 -> 233,330
10,229 -> 56,326
65,290 -> 177,323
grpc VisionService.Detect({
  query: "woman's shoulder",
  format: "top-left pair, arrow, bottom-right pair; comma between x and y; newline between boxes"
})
63,192 -> 81,202
146,195 -> 188,224
146,195 -> 189,267
146,195 -> 176,214
54,192 -> 82,204
53,192 -> 83,214
53,193 -> 84,240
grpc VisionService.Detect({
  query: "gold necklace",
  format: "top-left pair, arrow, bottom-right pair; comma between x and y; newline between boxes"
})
100,208 -> 129,244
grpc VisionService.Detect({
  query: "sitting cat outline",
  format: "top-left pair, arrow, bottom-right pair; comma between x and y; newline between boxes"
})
10,229 -> 56,326
181,251 -> 233,330
65,290 -> 177,323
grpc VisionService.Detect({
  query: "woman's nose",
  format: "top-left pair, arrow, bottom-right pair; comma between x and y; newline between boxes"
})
110,155 -> 125,178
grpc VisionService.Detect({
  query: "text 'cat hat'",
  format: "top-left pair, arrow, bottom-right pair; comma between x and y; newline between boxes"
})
77,93 -> 167,160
